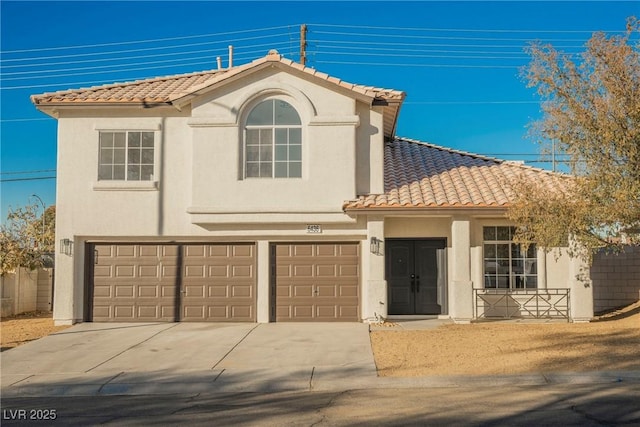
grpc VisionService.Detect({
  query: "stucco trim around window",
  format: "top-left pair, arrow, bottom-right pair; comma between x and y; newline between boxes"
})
308,115 -> 360,126
93,180 -> 158,191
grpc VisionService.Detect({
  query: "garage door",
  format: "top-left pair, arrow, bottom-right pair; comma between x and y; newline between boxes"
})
89,243 -> 256,322
273,243 -> 360,322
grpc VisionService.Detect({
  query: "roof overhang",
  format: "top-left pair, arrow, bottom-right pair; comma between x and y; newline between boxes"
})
343,205 -> 509,217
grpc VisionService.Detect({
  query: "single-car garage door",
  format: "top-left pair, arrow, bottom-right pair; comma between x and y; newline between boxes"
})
89,243 -> 256,322
273,243 -> 360,322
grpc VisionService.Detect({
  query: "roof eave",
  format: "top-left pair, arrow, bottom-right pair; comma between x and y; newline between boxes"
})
343,205 -> 510,216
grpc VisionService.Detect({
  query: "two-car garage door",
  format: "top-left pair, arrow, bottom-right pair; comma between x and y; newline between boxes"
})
89,243 -> 256,322
87,242 -> 360,322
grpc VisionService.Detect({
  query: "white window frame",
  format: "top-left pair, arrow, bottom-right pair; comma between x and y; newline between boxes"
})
483,226 -> 538,289
98,130 -> 155,182
243,99 -> 302,179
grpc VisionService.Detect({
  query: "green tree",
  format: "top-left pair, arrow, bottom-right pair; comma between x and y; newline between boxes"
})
508,17 -> 640,262
0,204 -> 55,276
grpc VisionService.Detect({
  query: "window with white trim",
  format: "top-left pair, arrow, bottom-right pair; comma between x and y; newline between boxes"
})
98,131 -> 154,181
483,226 -> 537,289
244,99 -> 302,178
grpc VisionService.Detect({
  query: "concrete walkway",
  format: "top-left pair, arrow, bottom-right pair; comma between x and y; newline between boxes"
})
2,322 -> 639,398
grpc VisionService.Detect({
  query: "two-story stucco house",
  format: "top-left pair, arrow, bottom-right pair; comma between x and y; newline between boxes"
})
31,50 -> 593,325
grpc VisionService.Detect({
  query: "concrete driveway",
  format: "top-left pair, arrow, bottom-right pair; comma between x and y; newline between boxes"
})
1,322 -> 376,397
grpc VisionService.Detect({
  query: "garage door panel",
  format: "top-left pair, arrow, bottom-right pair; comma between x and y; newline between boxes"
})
185,245 -> 205,257
231,265 -> 253,277
340,285 -> 358,297
339,244 -> 359,256
231,305 -> 252,319
316,306 -> 337,318
115,245 -> 135,257
209,265 -> 228,277
274,243 -> 360,322
185,265 -> 205,278
114,305 -> 134,318
93,266 -> 112,277
233,245 -> 253,257
137,285 -> 159,297
91,243 -> 256,322
293,305 -> 313,318
231,285 -> 252,297
316,285 -> 336,297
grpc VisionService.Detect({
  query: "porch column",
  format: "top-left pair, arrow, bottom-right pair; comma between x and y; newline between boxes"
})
568,250 -> 594,322
450,217 -> 473,323
537,248 -> 547,289
363,216 -> 386,322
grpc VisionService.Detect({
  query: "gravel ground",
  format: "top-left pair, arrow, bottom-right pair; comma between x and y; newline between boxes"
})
371,302 -> 640,377
0,312 -> 69,352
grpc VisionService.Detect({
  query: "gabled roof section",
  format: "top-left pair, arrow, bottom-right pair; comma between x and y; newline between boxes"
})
31,50 -> 405,137
343,137 -> 572,211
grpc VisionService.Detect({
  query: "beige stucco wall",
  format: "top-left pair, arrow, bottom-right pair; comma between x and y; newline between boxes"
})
51,69 -> 381,324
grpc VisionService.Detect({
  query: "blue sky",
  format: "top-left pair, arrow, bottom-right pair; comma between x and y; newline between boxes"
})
1,1 -> 638,222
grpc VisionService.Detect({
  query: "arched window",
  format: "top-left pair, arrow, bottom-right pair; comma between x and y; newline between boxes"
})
244,99 -> 302,178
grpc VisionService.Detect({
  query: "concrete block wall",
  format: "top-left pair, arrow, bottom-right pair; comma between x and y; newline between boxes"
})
591,246 -> 640,313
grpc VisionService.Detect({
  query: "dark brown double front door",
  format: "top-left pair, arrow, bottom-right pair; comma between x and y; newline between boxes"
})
386,239 -> 446,315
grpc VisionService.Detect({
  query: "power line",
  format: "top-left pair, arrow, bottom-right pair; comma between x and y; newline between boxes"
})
403,101 -> 538,105
312,30 -> 591,43
1,46 -> 291,81
1,25 -> 299,54
0,118 -> 52,123
0,169 -> 56,175
308,23 -> 625,34
0,53 -> 264,90
1,41 -> 293,70
308,38 -> 586,50
0,176 -> 56,183
312,50 -> 528,61
313,43 -> 533,56
1,32 -> 294,63
315,60 -> 521,69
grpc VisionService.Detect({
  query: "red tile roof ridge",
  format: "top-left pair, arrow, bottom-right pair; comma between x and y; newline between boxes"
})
32,51 -> 405,105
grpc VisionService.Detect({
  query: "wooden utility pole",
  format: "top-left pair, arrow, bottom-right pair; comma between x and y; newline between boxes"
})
300,24 -> 307,66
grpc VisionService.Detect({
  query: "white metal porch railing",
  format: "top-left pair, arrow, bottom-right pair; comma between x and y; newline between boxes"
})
473,288 -> 571,321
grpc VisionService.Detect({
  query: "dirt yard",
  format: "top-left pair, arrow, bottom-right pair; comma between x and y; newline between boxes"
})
0,311 -> 69,351
371,302 -> 640,377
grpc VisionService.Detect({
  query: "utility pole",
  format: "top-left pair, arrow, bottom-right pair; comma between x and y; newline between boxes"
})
300,24 -> 307,66
31,194 -> 46,246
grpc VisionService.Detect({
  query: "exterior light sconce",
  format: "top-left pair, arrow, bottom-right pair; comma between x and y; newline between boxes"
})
60,238 -> 74,256
370,237 -> 383,256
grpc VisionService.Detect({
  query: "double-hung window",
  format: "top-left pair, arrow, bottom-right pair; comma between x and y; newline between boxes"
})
98,131 -> 154,181
244,99 -> 302,178
483,226 -> 537,289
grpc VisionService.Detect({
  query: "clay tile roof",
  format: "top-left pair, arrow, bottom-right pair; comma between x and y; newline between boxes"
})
343,137 -> 572,211
31,50 -> 404,106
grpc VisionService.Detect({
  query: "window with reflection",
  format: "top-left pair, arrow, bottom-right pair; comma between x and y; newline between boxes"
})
244,99 -> 302,178
483,226 -> 537,289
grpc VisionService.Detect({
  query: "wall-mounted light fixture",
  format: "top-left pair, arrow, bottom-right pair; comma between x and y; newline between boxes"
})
60,238 -> 74,256
370,237 -> 383,255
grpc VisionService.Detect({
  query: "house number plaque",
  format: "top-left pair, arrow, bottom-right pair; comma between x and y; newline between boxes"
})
306,224 -> 322,234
